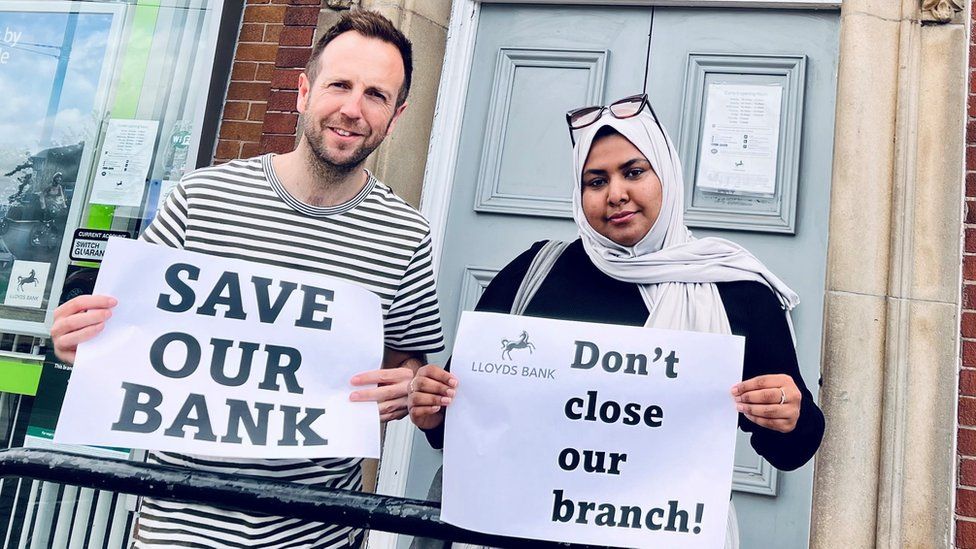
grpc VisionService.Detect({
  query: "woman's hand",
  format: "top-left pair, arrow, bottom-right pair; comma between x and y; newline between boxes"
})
731,374 -> 801,433
407,365 -> 458,431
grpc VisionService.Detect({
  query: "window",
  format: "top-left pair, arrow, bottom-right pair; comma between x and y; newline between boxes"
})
0,0 -> 230,336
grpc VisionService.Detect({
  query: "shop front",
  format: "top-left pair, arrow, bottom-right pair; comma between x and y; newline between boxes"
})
0,1 -> 237,545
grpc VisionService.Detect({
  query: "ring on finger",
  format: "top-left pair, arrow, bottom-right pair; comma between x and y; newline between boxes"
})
778,387 -> 787,406
408,378 -> 418,394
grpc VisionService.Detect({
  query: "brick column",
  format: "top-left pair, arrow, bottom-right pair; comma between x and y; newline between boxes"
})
213,1 -> 323,164
261,2 -> 322,154
958,2 -> 976,546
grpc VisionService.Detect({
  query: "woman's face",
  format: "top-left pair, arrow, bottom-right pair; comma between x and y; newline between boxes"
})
581,132 -> 663,247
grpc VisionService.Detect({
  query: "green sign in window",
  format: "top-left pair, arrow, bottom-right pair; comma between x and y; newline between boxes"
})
0,355 -> 43,396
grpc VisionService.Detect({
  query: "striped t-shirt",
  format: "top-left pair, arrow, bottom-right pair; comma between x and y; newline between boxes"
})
132,154 -> 444,548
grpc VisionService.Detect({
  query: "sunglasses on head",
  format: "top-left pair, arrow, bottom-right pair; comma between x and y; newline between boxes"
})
565,93 -> 665,146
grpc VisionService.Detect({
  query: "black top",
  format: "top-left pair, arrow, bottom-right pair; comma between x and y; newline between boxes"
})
426,239 -> 825,471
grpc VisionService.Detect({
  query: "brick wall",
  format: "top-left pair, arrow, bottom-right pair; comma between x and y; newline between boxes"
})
213,0 -> 323,164
958,2 -> 976,547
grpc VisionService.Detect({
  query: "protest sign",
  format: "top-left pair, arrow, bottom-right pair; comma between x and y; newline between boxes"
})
442,311 -> 744,548
55,238 -> 383,459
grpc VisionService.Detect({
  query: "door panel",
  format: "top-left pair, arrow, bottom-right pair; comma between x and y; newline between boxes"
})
474,47 -> 609,218
648,9 -> 838,548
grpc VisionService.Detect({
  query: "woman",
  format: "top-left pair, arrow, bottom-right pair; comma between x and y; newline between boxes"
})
408,94 -> 824,546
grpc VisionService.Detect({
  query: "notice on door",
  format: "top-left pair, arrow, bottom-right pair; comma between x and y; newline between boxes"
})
695,83 -> 783,196
441,311 -> 744,548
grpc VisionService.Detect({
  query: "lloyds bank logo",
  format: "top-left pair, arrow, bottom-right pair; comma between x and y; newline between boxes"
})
501,330 -> 535,360
471,330 -> 553,380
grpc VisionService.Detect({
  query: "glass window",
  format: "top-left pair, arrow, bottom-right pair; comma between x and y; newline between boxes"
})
0,0 -> 226,336
0,1 -> 232,546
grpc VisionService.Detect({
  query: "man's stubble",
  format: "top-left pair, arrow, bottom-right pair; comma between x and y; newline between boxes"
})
301,111 -> 388,184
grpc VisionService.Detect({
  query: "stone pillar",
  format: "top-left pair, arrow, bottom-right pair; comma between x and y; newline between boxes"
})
302,0 -> 452,495
812,0 -> 968,547
358,0 -> 452,208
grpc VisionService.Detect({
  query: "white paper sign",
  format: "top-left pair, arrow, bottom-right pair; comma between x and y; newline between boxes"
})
4,260 -> 49,309
442,311 -> 744,548
90,119 -> 159,207
55,238 -> 383,459
696,83 -> 783,196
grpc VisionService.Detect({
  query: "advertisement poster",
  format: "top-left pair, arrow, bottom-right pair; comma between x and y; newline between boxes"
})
69,228 -> 131,262
0,4 -> 117,326
442,311 -> 744,548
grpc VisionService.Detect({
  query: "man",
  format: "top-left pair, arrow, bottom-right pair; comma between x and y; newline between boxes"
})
50,10 -> 443,548
40,171 -> 66,220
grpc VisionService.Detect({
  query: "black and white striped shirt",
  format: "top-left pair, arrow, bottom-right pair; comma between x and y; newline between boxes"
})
133,155 -> 444,548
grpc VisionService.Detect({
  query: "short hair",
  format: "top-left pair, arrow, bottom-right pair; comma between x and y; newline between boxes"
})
304,10 -> 413,107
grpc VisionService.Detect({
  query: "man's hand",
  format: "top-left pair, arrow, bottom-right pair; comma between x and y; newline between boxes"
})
50,295 -> 118,364
349,348 -> 423,422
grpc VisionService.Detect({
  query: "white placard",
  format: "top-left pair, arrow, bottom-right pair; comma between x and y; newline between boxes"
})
90,119 -> 159,207
55,238 -> 383,459
4,260 -> 49,309
442,311 -> 744,548
696,83 -> 783,196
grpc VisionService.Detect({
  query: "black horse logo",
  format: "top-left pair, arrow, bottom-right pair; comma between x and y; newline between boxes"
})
501,331 -> 534,360
17,269 -> 37,292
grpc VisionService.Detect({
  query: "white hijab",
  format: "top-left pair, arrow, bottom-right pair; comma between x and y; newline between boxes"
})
571,110 -> 798,334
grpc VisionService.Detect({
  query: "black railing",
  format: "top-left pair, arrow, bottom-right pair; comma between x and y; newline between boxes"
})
0,448 -> 618,549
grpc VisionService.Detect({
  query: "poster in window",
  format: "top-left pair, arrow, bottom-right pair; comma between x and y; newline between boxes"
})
90,119 -> 159,207
0,2 -> 119,331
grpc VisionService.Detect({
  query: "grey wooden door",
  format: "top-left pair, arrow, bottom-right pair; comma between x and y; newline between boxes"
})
645,8 -> 839,548
407,4 -> 839,548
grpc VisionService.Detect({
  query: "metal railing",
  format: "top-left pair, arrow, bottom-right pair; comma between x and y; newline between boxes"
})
0,448 -> 616,549
0,393 -> 134,549
0,337 -> 129,548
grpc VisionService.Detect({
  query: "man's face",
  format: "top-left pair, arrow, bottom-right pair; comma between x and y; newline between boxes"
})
297,31 -> 407,171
